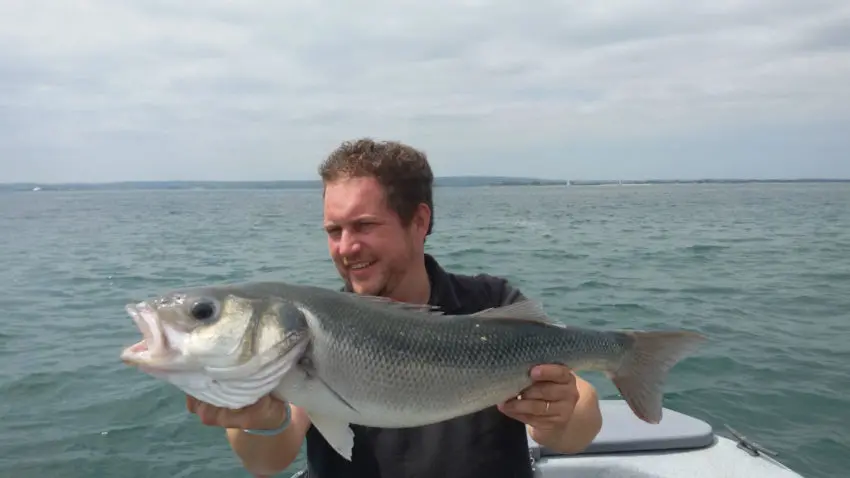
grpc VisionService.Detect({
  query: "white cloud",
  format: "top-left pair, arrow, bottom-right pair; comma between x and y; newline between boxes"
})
1,0 -> 849,182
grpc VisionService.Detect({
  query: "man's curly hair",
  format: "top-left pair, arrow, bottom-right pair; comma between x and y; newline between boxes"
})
319,138 -> 435,236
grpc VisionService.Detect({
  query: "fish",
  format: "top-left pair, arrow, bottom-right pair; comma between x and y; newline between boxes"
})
120,280 -> 707,461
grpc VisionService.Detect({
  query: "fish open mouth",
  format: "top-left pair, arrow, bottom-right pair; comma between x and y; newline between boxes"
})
121,302 -> 168,365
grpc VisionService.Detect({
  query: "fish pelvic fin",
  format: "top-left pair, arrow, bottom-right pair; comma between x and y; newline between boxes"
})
606,330 -> 707,424
471,298 -> 556,324
308,412 -> 356,461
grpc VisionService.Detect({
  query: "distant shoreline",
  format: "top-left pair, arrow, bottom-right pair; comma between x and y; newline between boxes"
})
3,176 -> 849,192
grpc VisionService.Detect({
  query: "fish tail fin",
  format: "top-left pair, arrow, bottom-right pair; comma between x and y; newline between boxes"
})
606,330 -> 706,424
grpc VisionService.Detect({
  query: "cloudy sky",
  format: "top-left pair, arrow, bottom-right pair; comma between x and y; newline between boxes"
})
2,0 -> 849,183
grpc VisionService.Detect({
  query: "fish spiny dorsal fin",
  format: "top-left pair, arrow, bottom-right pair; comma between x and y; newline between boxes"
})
347,293 -> 445,315
471,299 -> 556,325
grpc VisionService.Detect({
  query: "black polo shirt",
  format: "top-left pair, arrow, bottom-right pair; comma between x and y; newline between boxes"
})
301,254 -> 534,478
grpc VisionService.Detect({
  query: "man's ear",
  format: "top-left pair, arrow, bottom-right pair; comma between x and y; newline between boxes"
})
412,202 -> 432,241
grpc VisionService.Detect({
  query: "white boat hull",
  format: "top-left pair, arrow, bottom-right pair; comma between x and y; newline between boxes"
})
529,400 -> 805,477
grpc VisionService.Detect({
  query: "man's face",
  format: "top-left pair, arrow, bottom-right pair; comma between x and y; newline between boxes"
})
322,176 -> 430,297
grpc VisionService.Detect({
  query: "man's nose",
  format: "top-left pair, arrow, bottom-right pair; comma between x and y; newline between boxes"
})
338,230 -> 361,256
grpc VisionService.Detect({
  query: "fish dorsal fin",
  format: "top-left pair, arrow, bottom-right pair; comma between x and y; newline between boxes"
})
347,293 -> 445,315
471,299 -> 556,325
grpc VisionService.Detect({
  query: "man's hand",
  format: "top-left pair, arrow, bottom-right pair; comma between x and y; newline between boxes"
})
497,364 -> 579,430
498,364 -> 602,454
187,394 -> 307,476
186,394 -> 289,430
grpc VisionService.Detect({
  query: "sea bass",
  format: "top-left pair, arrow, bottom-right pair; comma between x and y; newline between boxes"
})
120,281 -> 706,461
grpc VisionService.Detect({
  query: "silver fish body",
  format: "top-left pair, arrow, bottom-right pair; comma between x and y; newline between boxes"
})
120,281 -> 706,461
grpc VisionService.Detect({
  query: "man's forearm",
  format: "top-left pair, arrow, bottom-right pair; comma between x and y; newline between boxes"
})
529,376 -> 602,454
225,406 -> 311,476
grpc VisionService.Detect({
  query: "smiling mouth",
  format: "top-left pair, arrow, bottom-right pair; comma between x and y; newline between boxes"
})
121,302 -> 167,365
347,260 -> 376,271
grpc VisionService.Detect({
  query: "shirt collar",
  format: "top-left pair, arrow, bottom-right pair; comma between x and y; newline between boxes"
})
423,253 -> 462,313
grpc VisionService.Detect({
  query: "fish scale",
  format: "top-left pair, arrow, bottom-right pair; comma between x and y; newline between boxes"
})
288,289 -> 648,423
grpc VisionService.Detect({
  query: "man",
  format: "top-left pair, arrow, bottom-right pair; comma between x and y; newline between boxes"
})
186,138 -> 603,477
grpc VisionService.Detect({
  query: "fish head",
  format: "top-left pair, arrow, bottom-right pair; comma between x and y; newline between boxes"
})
120,283 -> 312,408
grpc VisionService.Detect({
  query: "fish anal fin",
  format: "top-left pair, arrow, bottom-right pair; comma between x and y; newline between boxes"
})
471,299 -> 556,324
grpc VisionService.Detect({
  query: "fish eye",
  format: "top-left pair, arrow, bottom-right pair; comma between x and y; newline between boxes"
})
189,299 -> 218,321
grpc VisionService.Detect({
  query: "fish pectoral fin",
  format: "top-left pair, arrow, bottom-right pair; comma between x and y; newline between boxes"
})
308,413 -> 356,461
298,355 -> 360,414
315,375 -> 359,412
471,298 -> 556,324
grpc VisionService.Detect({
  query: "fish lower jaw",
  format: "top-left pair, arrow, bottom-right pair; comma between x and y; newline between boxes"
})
124,303 -> 170,358
120,339 -> 174,367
